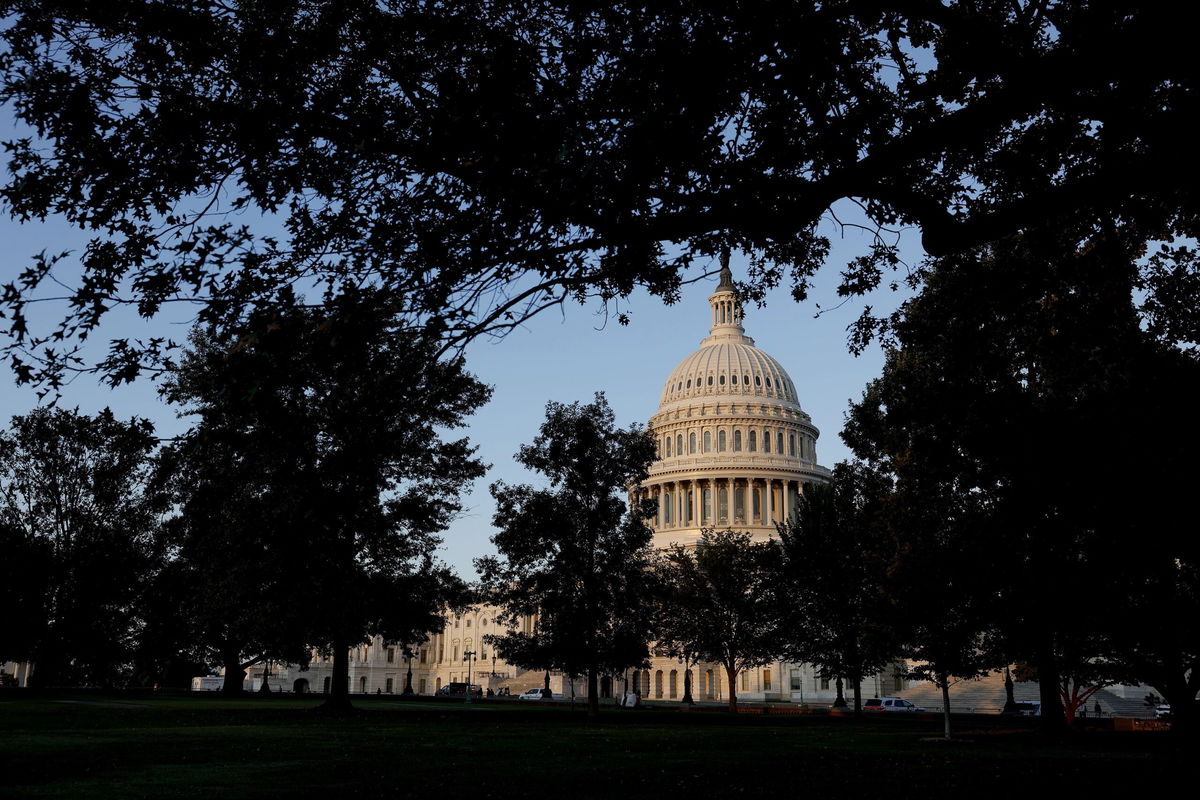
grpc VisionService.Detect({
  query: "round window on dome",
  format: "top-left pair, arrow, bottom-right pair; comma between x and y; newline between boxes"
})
719,375 -> 726,385
707,376 -> 713,386
755,375 -> 761,386
686,379 -> 692,388
731,374 -> 738,384
765,377 -> 772,387
744,374 -> 750,385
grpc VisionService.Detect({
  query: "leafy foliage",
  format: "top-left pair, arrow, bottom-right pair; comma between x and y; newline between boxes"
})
2,3 -> 1197,386
0,407 -> 163,685
774,464 -> 898,713
162,289 -> 488,702
654,528 -> 782,712
478,392 -> 657,715
844,232 -> 1200,731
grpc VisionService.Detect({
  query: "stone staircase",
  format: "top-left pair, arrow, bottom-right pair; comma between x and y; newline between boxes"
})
896,672 -> 1156,718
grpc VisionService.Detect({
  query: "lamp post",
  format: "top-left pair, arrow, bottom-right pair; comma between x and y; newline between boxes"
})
402,646 -> 415,696
463,650 -> 477,704
680,654 -> 694,705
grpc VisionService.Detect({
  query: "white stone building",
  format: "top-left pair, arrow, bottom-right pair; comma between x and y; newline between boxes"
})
281,264 -> 909,705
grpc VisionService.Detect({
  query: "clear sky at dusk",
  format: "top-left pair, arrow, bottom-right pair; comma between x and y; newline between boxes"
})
1,100 -> 924,578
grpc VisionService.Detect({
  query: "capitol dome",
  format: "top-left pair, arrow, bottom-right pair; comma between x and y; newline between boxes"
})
641,261 -> 830,548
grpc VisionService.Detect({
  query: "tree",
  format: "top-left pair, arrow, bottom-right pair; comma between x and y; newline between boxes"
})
2,3 -> 1197,388
774,464 -> 898,715
152,410 -> 318,695
885,483 -> 1000,739
0,407 -> 164,686
162,289 -> 488,708
478,393 -> 658,717
654,529 -> 781,713
843,231 -> 1200,734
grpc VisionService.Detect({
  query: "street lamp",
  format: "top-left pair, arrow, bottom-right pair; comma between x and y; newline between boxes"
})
402,645 -> 415,695
463,650 -> 477,704
679,654 -> 694,705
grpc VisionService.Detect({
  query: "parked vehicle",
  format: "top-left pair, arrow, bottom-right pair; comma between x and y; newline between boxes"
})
864,697 -> 925,712
435,682 -> 482,698
519,688 -> 554,700
1001,701 -> 1042,716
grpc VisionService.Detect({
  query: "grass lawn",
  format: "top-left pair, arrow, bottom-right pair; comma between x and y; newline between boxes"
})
0,692 -> 1180,799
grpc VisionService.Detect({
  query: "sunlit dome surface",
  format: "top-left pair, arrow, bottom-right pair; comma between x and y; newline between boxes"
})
657,268 -> 803,413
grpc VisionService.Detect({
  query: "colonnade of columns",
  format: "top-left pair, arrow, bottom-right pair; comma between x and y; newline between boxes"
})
643,476 -> 808,529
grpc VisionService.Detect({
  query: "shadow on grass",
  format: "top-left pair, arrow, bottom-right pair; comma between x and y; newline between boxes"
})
0,692 -> 1183,799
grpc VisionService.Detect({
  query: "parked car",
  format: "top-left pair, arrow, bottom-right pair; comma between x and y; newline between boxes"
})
864,697 -> 925,712
1001,701 -> 1042,716
435,682 -> 482,698
519,688 -> 554,700
1155,703 -> 1172,719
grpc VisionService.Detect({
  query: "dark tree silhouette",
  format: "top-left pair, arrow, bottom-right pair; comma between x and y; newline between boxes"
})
2,3 -> 1196,387
655,529 -> 782,712
478,393 -> 657,717
843,232 -> 1200,734
774,464 -> 898,715
163,290 -> 487,708
0,407 -> 164,686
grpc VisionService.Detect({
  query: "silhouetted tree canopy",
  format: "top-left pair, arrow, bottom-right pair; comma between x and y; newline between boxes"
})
163,289 -> 488,706
2,2 -> 1195,387
655,528 -> 782,712
0,407 -> 164,686
774,463 -> 898,715
479,392 -> 657,716
843,232 -> 1200,734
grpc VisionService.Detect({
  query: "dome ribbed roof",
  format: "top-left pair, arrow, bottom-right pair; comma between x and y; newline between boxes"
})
657,265 -> 802,412
658,341 -> 799,409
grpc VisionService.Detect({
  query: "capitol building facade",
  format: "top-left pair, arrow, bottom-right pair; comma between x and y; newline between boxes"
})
234,267 -> 909,704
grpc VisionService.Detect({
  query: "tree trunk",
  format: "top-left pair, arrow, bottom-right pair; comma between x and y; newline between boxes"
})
1034,636 -> 1067,734
941,676 -> 952,740
221,646 -> 246,695
587,666 -> 599,717
322,638 -> 352,712
726,665 -> 738,713
852,676 -> 862,716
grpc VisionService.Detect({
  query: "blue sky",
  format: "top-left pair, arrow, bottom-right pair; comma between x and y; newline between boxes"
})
0,109 -> 924,577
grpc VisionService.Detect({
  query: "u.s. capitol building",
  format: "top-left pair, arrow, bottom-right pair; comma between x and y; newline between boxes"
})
243,267 -> 908,704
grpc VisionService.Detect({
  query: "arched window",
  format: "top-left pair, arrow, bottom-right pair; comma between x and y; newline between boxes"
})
669,670 -> 678,699
676,434 -> 683,455
733,430 -> 742,451
777,432 -> 784,453
663,491 -> 672,524
748,430 -> 757,452
689,432 -> 697,453
655,670 -> 664,698
703,431 -> 712,452
718,485 -> 729,523
763,429 -> 771,452
702,487 -> 712,524
718,430 -> 727,451
789,434 -> 797,456
665,437 -> 672,457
